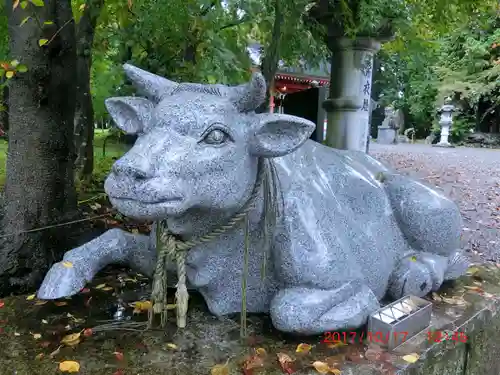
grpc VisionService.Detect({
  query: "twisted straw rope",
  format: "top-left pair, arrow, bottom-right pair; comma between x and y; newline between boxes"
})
149,158 -> 267,328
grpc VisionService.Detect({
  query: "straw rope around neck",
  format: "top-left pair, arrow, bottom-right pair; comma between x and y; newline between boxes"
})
148,157 -> 269,329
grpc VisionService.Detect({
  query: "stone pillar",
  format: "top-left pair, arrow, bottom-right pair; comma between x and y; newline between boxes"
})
322,37 -> 380,151
434,97 -> 456,148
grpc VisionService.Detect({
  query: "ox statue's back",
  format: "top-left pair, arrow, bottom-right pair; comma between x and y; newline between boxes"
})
37,65 -> 468,334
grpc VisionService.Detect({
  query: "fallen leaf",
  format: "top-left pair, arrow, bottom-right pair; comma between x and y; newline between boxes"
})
26,294 -> 36,301
131,228 -> 139,234
312,361 -> 331,374
211,363 -> 229,375
440,296 -> 467,306
13,0 -> 20,9
95,284 -> 107,289
62,261 -> 73,268
166,303 -> 176,310
365,348 -> 384,361
165,343 -> 177,350
61,332 -> 81,347
33,333 -> 42,339
59,360 -> 80,373
114,351 -> 124,361
34,300 -> 47,306
50,346 -> 62,358
464,285 -> 484,293
402,353 -> 420,363
410,256 -> 417,262
42,319 -> 48,324
55,301 -> 68,307
83,328 -> 93,337
255,347 -> 267,356
0,301 -> 4,308
35,353 -> 44,360
277,352 -> 295,374
14,332 -> 20,336
101,287 -> 114,291
296,343 -> 312,353
326,341 -> 346,349
431,292 -> 443,301
467,267 -> 479,275
243,355 -> 264,371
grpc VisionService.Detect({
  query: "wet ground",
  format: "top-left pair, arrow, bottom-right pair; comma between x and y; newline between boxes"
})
0,263 -> 499,375
370,143 -> 500,262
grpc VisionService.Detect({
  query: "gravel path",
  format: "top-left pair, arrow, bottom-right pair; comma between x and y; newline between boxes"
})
369,143 -> 500,262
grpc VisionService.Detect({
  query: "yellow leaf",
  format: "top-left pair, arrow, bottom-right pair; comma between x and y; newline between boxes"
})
34,300 -> 47,306
41,319 -> 48,324
62,261 -> 73,268
130,300 -> 152,312
59,360 -> 80,373
402,353 -> 420,363
13,0 -> 20,9
330,369 -> 341,375
33,333 -> 42,339
38,39 -> 48,46
296,343 -> 312,353
78,4 -> 85,10
131,228 -> 139,234
166,303 -> 176,310
61,332 -> 81,347
255,347 -> 267,356
211,363 -> 229,375
10,60 -> 19,67
101,286 -> 113,291
410,256 -> 417,262
166,343 -> 177,349
326,341 -> 346,349
467,267 -> 479,275
95,284 -> 107,289
26,294 -> 36,300
312,361 -> 331,374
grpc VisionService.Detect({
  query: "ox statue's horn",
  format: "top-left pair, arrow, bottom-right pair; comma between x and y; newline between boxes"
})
123,63 -> 178,103
230,72 -> 267,113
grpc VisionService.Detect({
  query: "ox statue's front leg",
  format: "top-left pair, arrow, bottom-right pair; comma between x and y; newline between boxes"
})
37,228 -> 155,300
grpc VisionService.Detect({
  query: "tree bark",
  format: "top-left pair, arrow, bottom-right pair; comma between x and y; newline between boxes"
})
0,0 -> 78,295
256,0 -> 283,114
74,0 -> 103,178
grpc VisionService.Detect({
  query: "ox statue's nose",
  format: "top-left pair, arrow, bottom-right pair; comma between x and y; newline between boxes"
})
112,157 -> 154,181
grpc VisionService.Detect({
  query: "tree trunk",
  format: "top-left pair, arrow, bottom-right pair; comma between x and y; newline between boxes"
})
74,0 -> 103,178
0,0 -> 78,295
256,0 -> 283,114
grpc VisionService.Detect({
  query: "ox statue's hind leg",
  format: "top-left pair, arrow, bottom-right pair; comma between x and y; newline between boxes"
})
37,228 -> 155,300
387,250 -> 469,300
269,280 -> 379,335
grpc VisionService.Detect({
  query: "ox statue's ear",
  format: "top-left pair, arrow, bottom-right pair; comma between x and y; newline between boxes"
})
249,114 -> 316,157
105,97 -> 154,134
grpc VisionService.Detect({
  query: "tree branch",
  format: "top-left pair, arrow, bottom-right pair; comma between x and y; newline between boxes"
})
218,15 -> 253,31
200,1 -> 217,16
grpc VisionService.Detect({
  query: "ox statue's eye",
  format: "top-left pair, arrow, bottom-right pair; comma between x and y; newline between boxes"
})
203,128 -> 229,145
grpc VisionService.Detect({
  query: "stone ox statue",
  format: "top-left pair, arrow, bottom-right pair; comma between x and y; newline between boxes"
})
38,64 -> 468,334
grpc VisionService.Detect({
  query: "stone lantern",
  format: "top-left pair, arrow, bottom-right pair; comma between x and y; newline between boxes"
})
434,97 -> 456,148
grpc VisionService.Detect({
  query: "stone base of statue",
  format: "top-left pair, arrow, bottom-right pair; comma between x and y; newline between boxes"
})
377,126 -> 397,144
433,141 -> 455,148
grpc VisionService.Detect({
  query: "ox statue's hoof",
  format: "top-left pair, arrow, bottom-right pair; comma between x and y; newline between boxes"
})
37,261 -> 87,300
